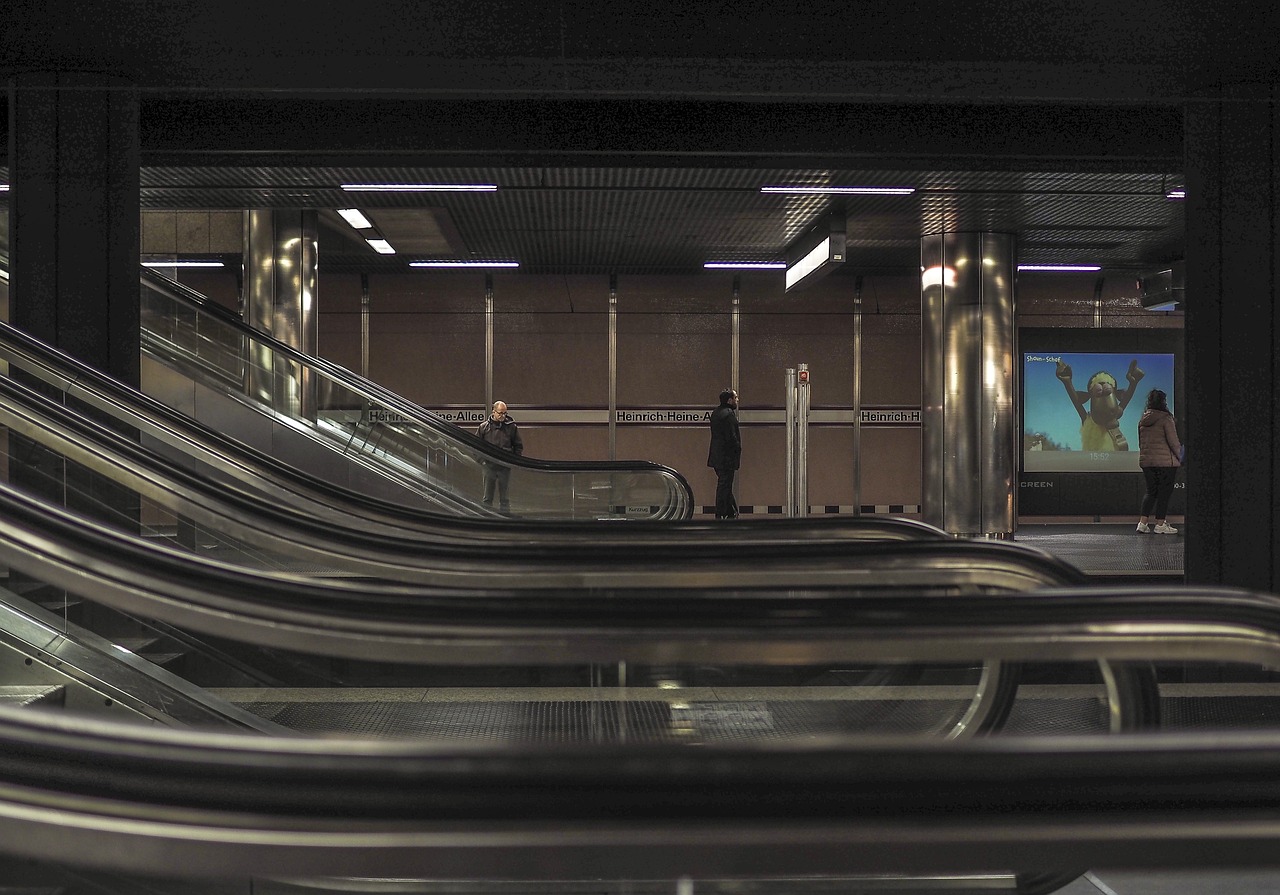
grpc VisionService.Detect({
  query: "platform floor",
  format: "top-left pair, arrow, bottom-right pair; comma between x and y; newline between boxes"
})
1014,522 -> 1184,578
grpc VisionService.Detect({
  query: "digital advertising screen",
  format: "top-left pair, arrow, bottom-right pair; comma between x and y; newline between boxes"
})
1023,349 -> 1177,472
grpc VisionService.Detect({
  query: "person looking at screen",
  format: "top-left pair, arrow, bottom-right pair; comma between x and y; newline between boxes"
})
1135,388 -> 1182,535
1055,358 -> 1144,450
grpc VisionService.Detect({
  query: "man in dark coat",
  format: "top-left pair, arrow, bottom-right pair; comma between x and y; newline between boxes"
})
706,388 -> 741,519
477,400 -> 523,513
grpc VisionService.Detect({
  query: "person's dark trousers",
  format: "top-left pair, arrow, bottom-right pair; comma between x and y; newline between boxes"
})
714,467 -> 738,519
1140,466 -> 1178,518
483,464 -> 513,512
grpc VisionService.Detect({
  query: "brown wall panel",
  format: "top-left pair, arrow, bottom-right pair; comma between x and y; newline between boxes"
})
617,274 -> 734,406
318,273 -> 364,375
741,311 -> 855,407
617,327 -> 729,406
859,428 -> 922,507
738,423 -> 786,509
493,274 -> 610,407
862,327 -> 921,406
806,426 -> 856,508
366,273 -> 485,406
517,425 -> 610,463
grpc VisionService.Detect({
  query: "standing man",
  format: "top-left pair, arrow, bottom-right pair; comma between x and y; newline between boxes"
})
477,400 -> 523,514
707,388 -> 741,519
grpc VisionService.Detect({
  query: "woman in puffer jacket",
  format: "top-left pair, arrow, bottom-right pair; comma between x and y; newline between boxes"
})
1136,388 -> 1183,535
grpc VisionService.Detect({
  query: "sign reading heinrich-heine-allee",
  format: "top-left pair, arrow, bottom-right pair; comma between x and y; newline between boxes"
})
342,407 -> 920,427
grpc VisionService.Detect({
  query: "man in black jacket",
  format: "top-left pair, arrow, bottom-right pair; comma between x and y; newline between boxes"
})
477,400 -> 523,513
706,388 -> 741,519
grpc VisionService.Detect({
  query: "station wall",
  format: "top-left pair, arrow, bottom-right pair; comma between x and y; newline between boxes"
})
175,267 -> 1183,519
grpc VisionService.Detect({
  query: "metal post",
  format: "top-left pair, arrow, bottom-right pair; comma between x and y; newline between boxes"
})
852,278 -> 863,516
608,273 -> 618,461
784,367 -> 796,517
484,273 -> 494,411
360,272 -> 370,379
796,363 -> 810,518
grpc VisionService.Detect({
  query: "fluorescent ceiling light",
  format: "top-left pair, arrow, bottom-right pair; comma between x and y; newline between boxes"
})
761,185 -> 915,195
341,183 -> 498,192
1166,189 -> 1186,199
703,262 -> 786,270
366,239 -> 396,254
1017,264 -> 1101,272
409,261 -> 520,268
0,269 -> 7,281
141,260 -> 226,268
337,208 -> 374,229
0,184 -> 8,191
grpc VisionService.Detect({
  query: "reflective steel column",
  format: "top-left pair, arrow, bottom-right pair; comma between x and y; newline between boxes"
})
243,209 -> 319,421
920,232 -> 1017,538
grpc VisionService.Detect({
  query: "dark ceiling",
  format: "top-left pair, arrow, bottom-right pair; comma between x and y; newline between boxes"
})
135,164 -> 1186,277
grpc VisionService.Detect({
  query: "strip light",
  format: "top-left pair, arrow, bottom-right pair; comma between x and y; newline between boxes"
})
366,239 -> 396,255
410,261 -> 520,268
341,183 -> 498,192
703,262 -> 786,270
141,261 -> 226,268
337,208 -> 374,229
762,185 -> 915,195
0,184 -> 8,191
1166,189 -> 1186,199
1017,265 -> 1102,272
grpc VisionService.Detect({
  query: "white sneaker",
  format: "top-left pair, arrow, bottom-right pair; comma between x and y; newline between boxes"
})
1136,522 -> 1151,533
1153,522 -> 1179,534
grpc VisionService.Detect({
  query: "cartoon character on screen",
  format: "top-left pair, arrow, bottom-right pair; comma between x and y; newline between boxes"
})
1055,358 -> 1144,450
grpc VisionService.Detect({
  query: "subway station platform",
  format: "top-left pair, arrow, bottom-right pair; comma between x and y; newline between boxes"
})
1014,522 -> 1185,580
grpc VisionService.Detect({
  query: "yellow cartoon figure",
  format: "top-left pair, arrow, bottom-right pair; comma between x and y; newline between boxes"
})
1056,359 -> 1144,451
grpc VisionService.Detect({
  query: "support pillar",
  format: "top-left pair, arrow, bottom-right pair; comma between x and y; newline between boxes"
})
1184,85 -> 1280,592
920,231 -> 1017,538
243,208 -> 318,420
7,71 -> 140,385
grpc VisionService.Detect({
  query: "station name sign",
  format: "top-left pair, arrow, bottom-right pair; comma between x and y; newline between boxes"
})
616,410 -> 711,423
350,407 -> 921,427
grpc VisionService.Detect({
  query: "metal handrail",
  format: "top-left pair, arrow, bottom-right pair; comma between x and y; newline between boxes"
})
3,696 -> 1280,879
0,475 -> 1272,665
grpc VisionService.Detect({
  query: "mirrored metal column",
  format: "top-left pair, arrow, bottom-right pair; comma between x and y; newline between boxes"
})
243,209 -> 318,420
921,232 -> 1017,538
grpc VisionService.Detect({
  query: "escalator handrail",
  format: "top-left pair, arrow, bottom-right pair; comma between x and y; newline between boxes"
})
0,476 -> 1278,666
5,702 -> 1280,879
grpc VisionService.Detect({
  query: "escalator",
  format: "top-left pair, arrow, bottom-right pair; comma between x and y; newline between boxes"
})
137,268 -> 694,520
1,566 -> 1280,892
3,401 -> 1279,891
